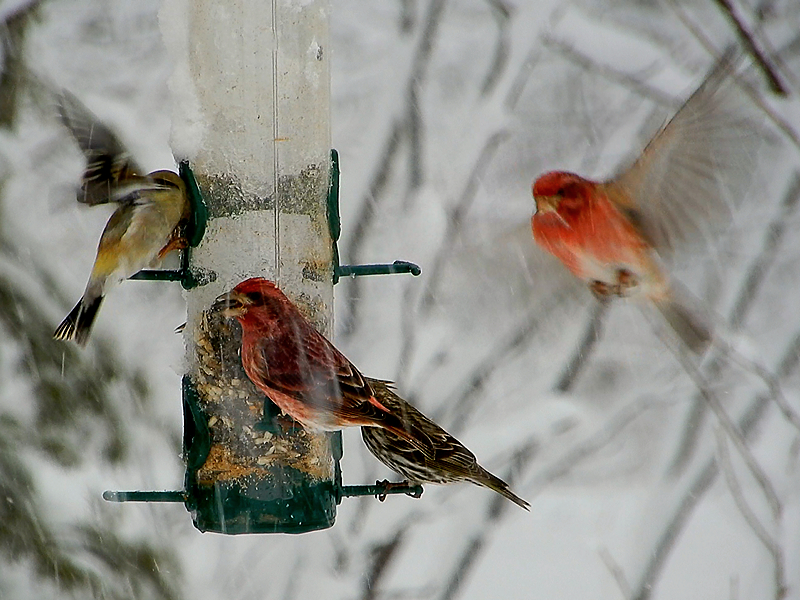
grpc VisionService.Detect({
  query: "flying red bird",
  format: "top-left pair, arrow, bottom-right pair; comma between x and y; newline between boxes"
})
213,278 -> 417,440
531,56 -> 763,353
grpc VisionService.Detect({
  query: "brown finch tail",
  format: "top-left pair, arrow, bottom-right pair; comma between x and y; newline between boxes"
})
471,469 -> 531,511
654,296 -> 712,355
53,294 -> 104,346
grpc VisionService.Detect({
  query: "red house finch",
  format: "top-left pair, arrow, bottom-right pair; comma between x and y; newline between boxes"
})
53,92 -> 190,346
531,56 -> 762,354
213,278 -> 419,441
362,379 -> 530,510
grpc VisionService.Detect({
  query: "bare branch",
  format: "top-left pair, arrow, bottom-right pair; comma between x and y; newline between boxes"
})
339,119 -> 404,337
720,343 -> 800,434
362,529 -> 407,600
730,173 -> 800,329
341,0 -> 449,337
665,1 -> 800,151
670,172 -> 800,473
712,0 -> 789,95
541,35 -> 679,108
531,396 -> 664,492
666,336 -> 781,519
417,130 -> 510,315
554,300 -> 608,392
631,330 -> 800,600
599,546 -> 632,600
503,46 -> 542,111
435,288 -> 568,435
715,428 -> 787,599
435,443 -> 536,600
479,0 -> 513,97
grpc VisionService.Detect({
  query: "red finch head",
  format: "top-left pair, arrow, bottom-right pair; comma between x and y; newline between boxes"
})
532,171 -> 597,216
213,277 -> 290,325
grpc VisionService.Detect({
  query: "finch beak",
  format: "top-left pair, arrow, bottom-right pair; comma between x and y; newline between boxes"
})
211,292 -> 248,318
534,195 -> 559,214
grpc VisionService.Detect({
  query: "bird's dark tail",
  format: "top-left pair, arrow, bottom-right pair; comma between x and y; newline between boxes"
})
472,469 -> 531,511
53,295 -> 104,347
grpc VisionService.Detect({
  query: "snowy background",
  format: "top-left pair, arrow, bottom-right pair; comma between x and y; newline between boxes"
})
1,0 -> 800,599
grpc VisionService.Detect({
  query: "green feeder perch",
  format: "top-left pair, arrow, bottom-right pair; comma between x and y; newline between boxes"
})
328,149 -> 421,284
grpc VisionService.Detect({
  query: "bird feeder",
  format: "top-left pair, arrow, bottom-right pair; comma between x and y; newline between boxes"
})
106,151 -> 422,534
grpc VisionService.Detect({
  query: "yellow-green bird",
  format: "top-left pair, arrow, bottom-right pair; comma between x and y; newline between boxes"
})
53,92 -> 190,346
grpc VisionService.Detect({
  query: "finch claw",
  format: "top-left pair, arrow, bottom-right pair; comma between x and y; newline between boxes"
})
157,235 -> 189,260
590,270 -> 639,300
616,269 -> 638,297
590,280 -> 615,299
374,479 -> 419,501
375,479 -> 392,501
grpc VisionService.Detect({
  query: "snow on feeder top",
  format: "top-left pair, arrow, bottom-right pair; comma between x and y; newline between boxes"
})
105,0 -> 420,534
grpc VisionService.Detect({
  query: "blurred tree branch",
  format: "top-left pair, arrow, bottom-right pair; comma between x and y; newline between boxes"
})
631,330 -> 800,600
715,428 -> 787,599
712,0 -> 789,95
670,172 -> 800,474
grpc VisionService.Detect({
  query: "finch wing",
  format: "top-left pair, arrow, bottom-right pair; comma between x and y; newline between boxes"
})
368,379 -> 472,465
58,90 -> 144,206
251,317 -> 384,419
607,54 -> 766,262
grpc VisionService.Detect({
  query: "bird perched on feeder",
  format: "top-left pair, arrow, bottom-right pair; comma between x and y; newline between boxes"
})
53,91 -> 190,346
530,55 -> 764,354
362,379 -> 530,510
213,278 -> 420,442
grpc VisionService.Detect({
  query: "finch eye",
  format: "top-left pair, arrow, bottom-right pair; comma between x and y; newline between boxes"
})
243,292 -> 263,304
557,183 -> 578,198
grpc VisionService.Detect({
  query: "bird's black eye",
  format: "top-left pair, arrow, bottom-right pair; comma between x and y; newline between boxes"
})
557,183 -> 576,197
